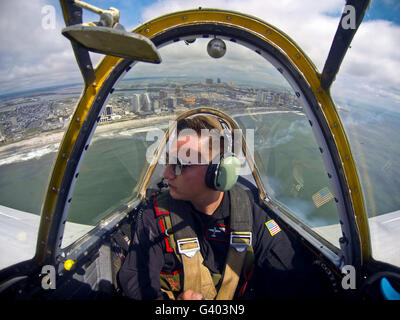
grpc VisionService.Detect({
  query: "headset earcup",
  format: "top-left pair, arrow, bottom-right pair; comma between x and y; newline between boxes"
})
205,162 -> 219,190
214,155 -> 241,191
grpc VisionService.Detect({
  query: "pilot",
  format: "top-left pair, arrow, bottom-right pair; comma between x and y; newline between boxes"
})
118,115 -> 313,300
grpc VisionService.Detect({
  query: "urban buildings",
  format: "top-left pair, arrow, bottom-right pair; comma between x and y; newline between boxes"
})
0,78 -> 301,145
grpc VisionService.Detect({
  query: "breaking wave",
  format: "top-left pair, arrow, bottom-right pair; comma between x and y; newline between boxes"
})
0,125 -> 167,167
0,143 -> 60,166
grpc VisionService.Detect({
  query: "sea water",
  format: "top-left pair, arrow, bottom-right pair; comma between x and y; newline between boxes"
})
0,111 -> 399,227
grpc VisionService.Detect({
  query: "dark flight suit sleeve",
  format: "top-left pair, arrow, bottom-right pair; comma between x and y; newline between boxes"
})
118,207 -> 165,300
251,201 -> 310,299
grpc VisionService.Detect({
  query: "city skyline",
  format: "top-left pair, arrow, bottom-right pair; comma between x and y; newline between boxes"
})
0,1 -> 399,114
0,77 -> 300,145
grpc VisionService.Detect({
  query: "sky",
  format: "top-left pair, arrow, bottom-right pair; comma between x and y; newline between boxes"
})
0,0 -> 399,112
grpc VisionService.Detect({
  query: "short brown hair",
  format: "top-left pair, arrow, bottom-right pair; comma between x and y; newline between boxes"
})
177,115 -> 222,134
177,115 -> 226,156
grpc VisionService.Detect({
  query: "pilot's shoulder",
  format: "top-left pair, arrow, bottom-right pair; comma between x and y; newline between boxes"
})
141,189 -> 171,221
238,186 -> 283,234
234,185 -> 266,215
233,182 -> 259,203
233,184 -> 270,224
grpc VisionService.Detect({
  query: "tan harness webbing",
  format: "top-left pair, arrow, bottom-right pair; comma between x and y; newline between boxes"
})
167,194 -> 218,299
158,185 -> 253,300
216,186 -> 252,299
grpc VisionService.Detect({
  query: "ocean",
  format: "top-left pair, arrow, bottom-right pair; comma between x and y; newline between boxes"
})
0,110 -> 399,230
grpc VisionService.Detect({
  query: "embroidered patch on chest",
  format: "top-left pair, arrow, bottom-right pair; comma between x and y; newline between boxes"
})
206,224 -> 228,242
265,219 -> 281,236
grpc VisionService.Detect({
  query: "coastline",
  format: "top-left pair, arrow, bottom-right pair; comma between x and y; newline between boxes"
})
0,108 -> 302,165
0,114 -> 177,163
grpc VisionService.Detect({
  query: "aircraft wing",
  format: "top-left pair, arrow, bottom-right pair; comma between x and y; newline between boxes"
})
314,210 -> 400,267
0,205 -> 93,270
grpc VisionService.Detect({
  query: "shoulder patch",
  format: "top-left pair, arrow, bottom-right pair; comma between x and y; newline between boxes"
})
265,219 -> 281,236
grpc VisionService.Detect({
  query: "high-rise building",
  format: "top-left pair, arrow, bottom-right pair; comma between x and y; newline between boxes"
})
274,94 -> 282,105
159,89 -> 168,100
257,91 -> 263,103
174,86 -> 183,97
141,93 -> 151,112
100,105 -> 113,122
131,94 -> 141,112
105,105 -> 113,115
257,91 -> 269,104
167,97 -> 177,110
153,100 -> 160,113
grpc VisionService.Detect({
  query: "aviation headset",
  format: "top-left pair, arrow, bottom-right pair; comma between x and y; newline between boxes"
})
193,115 -> 242,191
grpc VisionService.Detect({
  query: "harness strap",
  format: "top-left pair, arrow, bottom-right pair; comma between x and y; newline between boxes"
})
216,186 -> 253,300
168,194 -> 218,299
154,194 -> 174,252
179,246 -> 217,299
154,185 -> 253,300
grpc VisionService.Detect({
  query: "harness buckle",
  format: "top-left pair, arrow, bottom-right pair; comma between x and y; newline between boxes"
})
230,231 -> 252,252
176,237 -> 200,258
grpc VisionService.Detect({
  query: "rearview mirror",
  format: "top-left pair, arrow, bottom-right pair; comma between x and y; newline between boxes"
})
62,25 -> 162,64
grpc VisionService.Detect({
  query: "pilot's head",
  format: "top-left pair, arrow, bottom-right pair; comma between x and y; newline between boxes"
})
163,115 -> 226,206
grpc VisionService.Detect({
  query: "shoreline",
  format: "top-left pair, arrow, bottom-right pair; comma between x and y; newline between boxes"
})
0,108 -> 302,165
0,114 -> 178,160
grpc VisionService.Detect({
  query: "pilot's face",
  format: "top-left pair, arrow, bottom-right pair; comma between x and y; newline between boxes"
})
163,133 -> 212,202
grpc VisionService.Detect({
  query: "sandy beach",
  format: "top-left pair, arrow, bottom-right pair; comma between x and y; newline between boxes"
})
0,113 -> 177,161
0,108 -> 302,164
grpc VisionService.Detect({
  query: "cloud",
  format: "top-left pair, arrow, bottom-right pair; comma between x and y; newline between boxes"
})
139,0 -> 400,112
127,37 -> 289,90
332,19 -> 400,111
141,0 -> 343,69
343,20 -> 400,84
0,0 -> 399,115
0,0 -> 83,94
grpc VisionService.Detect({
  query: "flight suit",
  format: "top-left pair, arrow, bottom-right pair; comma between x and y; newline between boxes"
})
118,187 -> 312,299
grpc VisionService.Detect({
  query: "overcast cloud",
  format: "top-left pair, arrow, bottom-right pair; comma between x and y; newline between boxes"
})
0,0 -> 399,112
0,1 -> 76,93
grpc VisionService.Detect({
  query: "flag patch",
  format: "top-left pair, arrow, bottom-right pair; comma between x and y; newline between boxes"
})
312,187 -> 334,208
265,219 -> 281,236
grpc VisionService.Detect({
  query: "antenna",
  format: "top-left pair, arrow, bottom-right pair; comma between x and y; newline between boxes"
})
73,0 -> 120,28
62,0 -> 161,63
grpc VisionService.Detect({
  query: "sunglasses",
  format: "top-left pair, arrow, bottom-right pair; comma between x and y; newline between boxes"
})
165,153 -> 208,175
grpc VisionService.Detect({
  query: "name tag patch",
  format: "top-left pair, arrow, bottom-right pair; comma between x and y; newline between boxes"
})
265,219 -> 281,236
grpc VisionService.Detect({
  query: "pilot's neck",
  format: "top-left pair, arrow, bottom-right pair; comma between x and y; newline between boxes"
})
191,191 -> 224,215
